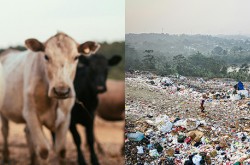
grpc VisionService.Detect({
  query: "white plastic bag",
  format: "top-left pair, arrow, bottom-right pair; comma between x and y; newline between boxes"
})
155,115 -> 173,133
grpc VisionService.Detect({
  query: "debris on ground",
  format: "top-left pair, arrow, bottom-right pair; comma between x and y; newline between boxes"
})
125,71 -> 250,164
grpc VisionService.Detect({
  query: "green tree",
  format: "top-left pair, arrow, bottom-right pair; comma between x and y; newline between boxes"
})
125,44 -> 140,70
212,46 -> 224,55
173,54 -> 191,75
142,54 -> 155,70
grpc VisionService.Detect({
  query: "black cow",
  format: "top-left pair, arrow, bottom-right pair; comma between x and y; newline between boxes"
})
52,54 -> 121,165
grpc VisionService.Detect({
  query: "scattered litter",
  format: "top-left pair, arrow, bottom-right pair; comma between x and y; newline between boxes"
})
127,131 -> 144,141
149,149 -> 159,157
136,146 -> 144,154
125,71 -> 250,164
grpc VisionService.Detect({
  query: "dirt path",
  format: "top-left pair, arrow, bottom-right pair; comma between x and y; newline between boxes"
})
0,116 -> 124,165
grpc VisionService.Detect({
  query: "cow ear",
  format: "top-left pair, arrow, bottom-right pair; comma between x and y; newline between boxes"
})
108,55 -> 122,66
78,41 -> 100,56
25,39 -> 45,52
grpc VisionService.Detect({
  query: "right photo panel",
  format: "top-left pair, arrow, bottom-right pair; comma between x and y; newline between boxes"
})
125,0 -> 250,164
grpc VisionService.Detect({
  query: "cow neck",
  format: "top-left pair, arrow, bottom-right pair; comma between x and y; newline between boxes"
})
81,77 -> 97,100
74,70 -> 98,109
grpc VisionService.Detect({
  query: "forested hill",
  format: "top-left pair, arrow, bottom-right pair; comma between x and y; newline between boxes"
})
126,33 -> 250,80
126,33 -> 250,64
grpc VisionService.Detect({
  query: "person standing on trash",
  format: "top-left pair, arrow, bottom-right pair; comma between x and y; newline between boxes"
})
200,94 -> 207,113
233,83 -> 238,94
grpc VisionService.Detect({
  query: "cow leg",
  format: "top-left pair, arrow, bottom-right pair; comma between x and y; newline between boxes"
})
55,112 -> 72,165
24,126 -> 37,165
121,126 -> 125,155
54,98 -> 75,165
70,124 -> 86,165
121,145 -> 125,155
95,137 -> 104,154
119,127 -> 125,156
51,132 -> 56,146
86,120 -> 99,165
1,115 -> 9,163
23,109 -> 50,162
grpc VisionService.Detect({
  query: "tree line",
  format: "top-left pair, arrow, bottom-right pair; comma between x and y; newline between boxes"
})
126,44 -> 250,81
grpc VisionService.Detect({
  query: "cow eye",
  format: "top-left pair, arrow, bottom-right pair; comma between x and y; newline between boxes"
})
44,55 -> 49,61
74,56 -> 79,61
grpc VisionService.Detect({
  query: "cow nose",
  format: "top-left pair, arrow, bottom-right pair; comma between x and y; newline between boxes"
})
53,87 -> 71,97
97,86 -> 104,90
96,86 -> 106,93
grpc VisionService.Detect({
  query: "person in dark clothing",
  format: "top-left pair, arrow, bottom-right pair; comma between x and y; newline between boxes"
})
200,94 -> 207,113
234,84 -> 238,91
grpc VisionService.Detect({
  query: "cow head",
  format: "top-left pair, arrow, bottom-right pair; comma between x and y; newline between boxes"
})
25,32 -> 100,99
79,54 -> 121,93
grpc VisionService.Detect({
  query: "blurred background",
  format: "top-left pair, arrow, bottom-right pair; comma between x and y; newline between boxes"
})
0,0 -> 124,79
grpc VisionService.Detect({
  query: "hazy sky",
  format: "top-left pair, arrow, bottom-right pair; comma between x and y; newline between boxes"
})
126,0 -> 250,35
0,0 -> 124,47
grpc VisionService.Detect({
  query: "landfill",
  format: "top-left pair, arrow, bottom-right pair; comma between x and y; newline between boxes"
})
125,71 -> 250,165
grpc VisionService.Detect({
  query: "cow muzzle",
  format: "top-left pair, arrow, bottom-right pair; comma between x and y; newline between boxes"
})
96,85 -> 106,93
53,86 -> 71,99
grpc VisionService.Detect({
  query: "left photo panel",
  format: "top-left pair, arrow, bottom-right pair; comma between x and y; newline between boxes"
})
0,0 -> 125,165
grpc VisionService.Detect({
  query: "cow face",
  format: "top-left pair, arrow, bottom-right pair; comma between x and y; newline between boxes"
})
79,54 -> 121,93
25,32 -> 100,99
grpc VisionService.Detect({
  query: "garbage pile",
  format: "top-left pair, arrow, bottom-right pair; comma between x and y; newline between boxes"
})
125,72 -> 250,164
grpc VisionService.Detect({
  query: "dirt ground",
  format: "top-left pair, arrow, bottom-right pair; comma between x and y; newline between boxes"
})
0,116 -> 124,165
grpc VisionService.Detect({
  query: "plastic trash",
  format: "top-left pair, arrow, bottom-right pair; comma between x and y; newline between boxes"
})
238,89 -> 248,97
154,115 -> 173,133
136,146 -> 144,154
127,131 -> 144,141
210,150 -> 217,158
125,73 -> 250,164
174,119 -> 187,128
149,149 -> 159,157
166,148 -> 175,156
147,144 -> 153,149
154,143 -> 163,152
178,135 -> 186,143
230,94 -> 241,101
192,154 -> 202,165
185,137 -> 192,144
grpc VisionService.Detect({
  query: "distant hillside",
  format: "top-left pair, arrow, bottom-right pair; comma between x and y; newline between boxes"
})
126,33 -> 250,64
126,33 -> 250,80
